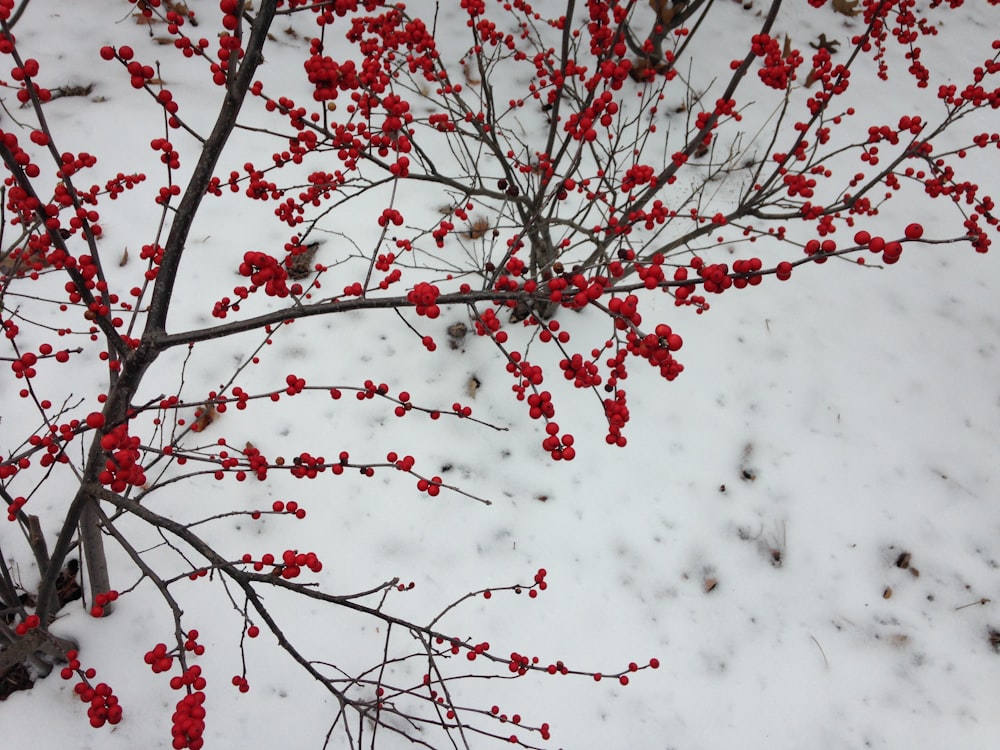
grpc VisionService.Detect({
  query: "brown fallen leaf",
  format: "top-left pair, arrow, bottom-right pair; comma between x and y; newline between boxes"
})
833,0 -> 860,17
286,242 -> 320,279
462,61 -> 481,86
466,375 -> 481,398
810,33 -> 841,54
465,217 -> 490,240
649,0 -> 679,26
191,404 -> 218,433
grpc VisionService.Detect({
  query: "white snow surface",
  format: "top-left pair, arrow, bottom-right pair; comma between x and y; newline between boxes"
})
2,1 -> 999,749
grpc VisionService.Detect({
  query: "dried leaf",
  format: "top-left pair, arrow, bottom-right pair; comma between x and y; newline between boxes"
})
649,0 -> 678,25
286,242 -> 320,279
466,376 -> 481,398
119,247 -> 129,267
446,322 -> 468,349
191,404 -> 218,433
462,61 -> 481,86
782,34 -> 792,59
832,0 -> 860,17
465,218 -> 490,240
52,83 -> 94,99
809,33 -> 841,54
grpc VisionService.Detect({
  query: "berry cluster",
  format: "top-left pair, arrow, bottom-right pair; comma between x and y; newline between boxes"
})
97,426 -> 146,492
13,613 -> 40,636
170,685 -> 207,749
61,650 -> 123,728
144,642 -> 175,674
241,549 -> 323,579
90,589 -> 119,617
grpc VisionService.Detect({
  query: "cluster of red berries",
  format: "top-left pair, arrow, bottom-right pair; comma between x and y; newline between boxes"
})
541,423 -> 576,461
474,308 -> 505,341
170,688 -> 207,748
97,425 -> 146,492
407,282 -> 441,318
241,549 -> 323,579
183,629 -> 206,657
416,475 -> 444,496
237,251 -> 291,298
288,450 -> 328,479
262,499 -> 307,519
13,613 -> 40,635
90,589 -> 119,617
6,495 -> 26,521
603,391 -> 631,446
61,650 -> 123,728
144,642 -> 175,674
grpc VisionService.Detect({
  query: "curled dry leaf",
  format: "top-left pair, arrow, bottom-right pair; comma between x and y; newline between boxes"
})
447,322 -> 468,349
988,628 -> 1000,653
191,404 -> 218,433
810,34 -> 841,54
649,0 -> 679,26
833,0 -> 861,17
467,376 -> 481,398
466,218 -> 490,240
462,61 -> 481,86
286,242 -> 320,279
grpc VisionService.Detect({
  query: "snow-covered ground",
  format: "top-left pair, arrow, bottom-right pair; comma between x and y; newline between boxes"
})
2,1 -> 999,748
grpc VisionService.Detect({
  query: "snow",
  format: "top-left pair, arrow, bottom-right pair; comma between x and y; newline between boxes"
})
2,1 -> 999,748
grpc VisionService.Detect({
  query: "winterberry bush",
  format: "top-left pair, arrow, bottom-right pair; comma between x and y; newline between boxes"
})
1,0 -> 998,746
